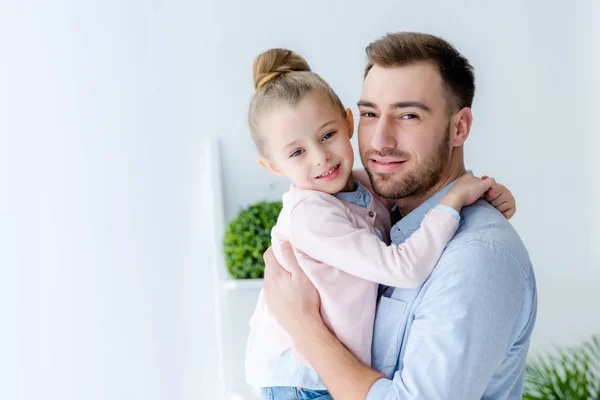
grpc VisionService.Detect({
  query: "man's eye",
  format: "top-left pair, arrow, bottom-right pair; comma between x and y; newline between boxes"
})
361,112 -> 377,118
322,131 -> 336,141
290,149 -> 304,158
401,114 -> 418,120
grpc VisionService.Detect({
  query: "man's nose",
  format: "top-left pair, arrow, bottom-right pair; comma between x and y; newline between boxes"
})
371,117 -> 397,153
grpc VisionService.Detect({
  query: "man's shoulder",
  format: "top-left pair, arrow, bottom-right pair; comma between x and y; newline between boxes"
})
418,200 -> 537,347
441,199 -> 533,281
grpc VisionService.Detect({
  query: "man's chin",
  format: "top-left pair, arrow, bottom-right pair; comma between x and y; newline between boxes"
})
371,179 -> 403,199
370,170 -> 421,199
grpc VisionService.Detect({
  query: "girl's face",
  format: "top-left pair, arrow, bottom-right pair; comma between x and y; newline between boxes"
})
259,92 -> 355,194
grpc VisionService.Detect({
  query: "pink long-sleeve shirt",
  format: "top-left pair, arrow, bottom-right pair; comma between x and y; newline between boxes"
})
249,179 -> 459,368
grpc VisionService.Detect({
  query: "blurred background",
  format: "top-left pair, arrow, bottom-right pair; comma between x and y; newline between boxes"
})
0,0 -> 598,399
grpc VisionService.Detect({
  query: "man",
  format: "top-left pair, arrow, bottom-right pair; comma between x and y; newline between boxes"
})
261,32 -> 537,399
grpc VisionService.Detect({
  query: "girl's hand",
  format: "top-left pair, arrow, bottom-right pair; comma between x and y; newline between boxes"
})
482,175 -> 516,219
441,175 -> 496,212
440,174 -> 516,219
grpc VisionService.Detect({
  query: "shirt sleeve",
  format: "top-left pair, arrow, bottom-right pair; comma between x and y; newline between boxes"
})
288,194 -> 459,288
366,240 -> 531,399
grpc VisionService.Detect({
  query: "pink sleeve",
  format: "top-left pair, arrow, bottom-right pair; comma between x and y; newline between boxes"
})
289,194 -> 459,288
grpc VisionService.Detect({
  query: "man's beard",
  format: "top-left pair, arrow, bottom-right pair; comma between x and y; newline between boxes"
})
361,126 -> 451,200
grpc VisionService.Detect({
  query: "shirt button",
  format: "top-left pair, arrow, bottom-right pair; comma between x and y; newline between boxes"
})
368,210 -> 375,217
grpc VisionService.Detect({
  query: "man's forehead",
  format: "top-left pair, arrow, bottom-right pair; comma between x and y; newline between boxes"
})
361,62 -> 443,102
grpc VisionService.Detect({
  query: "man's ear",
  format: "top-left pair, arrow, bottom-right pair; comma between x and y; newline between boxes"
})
450,107 -> 473,147
346,108 -> 355,139
259,157 -> 284,176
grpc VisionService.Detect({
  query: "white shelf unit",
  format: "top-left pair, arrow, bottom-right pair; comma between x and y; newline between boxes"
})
222,279 -> 263,291
208,138 -> 264,400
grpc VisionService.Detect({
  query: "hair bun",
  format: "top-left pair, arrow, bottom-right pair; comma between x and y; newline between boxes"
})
253,48 -> 311,90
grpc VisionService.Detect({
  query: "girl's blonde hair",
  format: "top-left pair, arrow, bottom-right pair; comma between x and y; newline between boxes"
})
248,48 -> 346,155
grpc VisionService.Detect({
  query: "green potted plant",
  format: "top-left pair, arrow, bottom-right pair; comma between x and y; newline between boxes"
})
223,200 -> 283,279
523,333 -> 600,399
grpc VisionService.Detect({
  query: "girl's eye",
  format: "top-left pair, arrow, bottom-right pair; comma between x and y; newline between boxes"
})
290,149 -> 305,158
322,131 -> 336,141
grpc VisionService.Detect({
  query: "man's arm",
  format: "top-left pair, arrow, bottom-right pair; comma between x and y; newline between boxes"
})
294,315 -> 384,400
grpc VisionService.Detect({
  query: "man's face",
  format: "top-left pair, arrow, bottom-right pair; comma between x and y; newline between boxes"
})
357,62 -> 453,199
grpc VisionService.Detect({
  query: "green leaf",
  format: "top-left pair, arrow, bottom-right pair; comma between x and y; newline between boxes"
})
523,333 -> 600,399
222,200 -> 283,279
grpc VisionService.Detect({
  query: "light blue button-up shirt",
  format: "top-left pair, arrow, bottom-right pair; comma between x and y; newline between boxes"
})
367,178 -> 537,399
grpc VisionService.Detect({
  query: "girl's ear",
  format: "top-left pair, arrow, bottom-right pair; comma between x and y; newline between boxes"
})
259,157 -> 284,176
346,108 -> 355,139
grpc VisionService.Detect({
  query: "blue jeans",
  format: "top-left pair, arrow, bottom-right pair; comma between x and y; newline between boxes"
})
260,386 -> 332,400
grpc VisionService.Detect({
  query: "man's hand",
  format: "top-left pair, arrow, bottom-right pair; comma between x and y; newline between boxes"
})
262,242 -> 322,339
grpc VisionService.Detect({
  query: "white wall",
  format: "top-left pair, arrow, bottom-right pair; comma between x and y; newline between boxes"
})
0,1 -> 221,399
593,1 -> 600,281
1,1 -> 598,399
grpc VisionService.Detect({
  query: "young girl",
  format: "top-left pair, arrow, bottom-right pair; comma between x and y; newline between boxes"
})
245,48 -> 515,400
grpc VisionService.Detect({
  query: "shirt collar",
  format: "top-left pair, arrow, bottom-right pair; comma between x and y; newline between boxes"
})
334,180 -> 372,208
